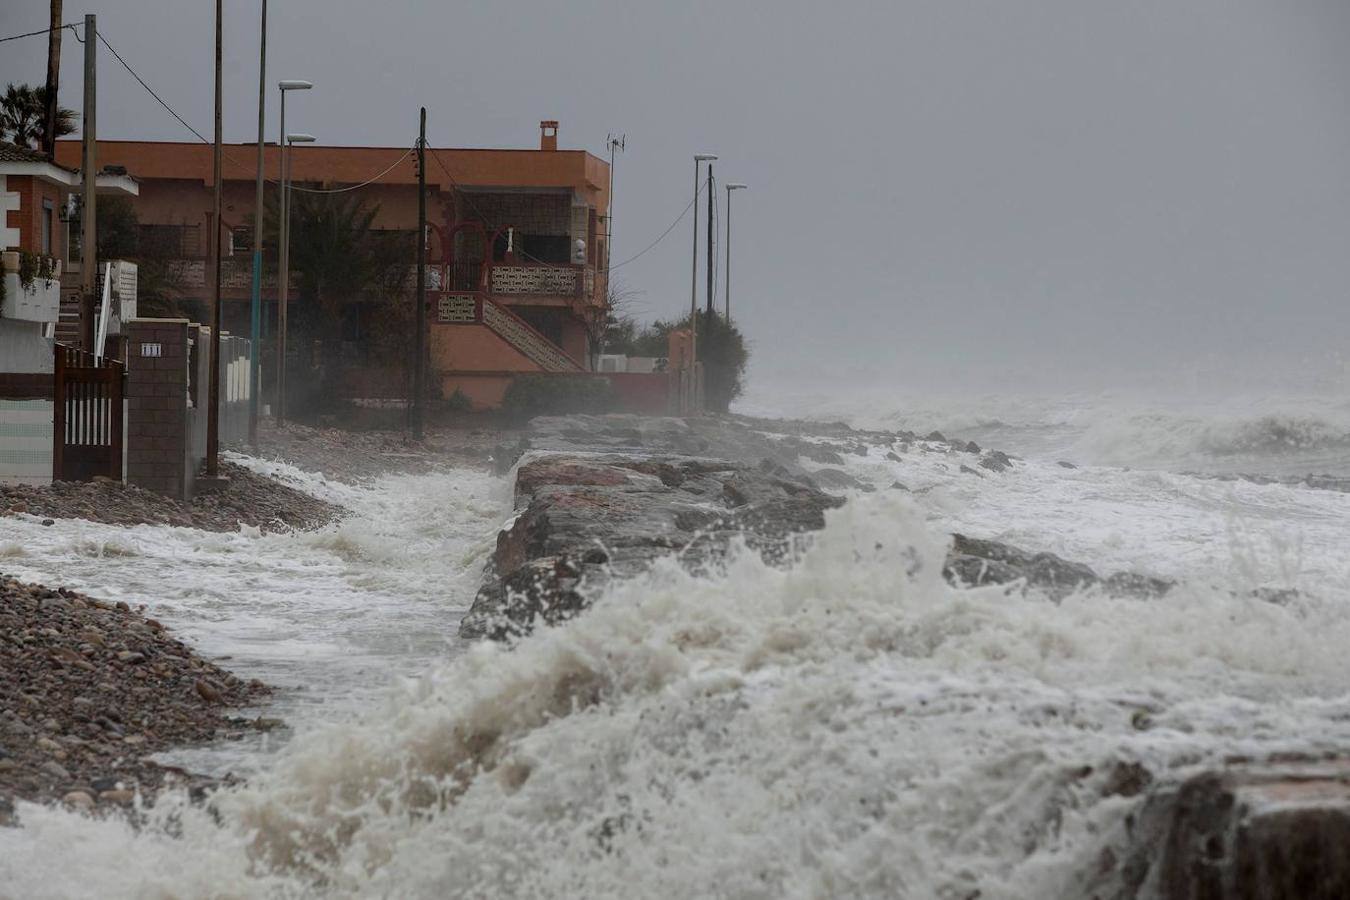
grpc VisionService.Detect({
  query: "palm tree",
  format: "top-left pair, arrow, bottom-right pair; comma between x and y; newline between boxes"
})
258,190 -> 413,414
0,83 -> 76,150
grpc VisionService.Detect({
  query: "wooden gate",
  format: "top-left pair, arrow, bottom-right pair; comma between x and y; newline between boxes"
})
52,343 -> 125,482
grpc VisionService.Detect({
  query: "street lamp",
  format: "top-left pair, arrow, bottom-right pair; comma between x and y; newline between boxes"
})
274,78 -> 311,423
689,153 -> 716,410
724,183 -> 747,324
247,1 -> 269,447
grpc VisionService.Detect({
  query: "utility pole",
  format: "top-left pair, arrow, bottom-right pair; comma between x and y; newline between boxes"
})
79,14 -> 96,353
705,163 -> 714,319
248,0 -> 267,446
689,154 -> 716,396
205,0 -> 223,479
604,133 -> 624,302
412,107 -> 427,441
42,0 -> 62,158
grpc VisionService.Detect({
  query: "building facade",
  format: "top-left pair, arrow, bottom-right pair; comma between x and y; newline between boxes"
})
54,121 -> 610,409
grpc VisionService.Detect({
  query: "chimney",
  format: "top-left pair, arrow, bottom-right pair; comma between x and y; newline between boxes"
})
539,120 -> 559,152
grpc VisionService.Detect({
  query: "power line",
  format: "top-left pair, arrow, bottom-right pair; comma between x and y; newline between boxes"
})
97,29 -> 210,143
0,23 -> 79,43
609,179 -> 708,271
276,146 -> 416,194
98,27 -> 411,195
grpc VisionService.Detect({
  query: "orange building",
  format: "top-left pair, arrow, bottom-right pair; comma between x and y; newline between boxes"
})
54,121 -> 610,409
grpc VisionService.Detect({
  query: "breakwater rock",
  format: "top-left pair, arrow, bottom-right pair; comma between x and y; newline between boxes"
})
459,452 -> 844,639
464,415 -> 1170,638
1089,761 -> 1350,899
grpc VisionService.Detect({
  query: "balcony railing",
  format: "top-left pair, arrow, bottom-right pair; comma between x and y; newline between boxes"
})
490,264 -> 582,297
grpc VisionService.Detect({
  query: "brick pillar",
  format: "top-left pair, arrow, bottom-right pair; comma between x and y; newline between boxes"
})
124,319 -> 190,499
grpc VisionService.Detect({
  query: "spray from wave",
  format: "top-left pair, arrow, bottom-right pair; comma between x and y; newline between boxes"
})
5,493 -> 1350,899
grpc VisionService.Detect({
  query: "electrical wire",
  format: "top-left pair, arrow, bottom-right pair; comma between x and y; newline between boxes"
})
97,29 -> 211,143
275,146 -> 416,194
98,27 -> 411,195
608,179 -> 708,271
0,23 -> 80,43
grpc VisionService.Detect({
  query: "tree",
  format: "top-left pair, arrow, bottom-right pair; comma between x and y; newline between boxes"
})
697,311 -> 749,413
596,310 -> 749,410
259,190 -> 413,415
0,83 -> 76,150
580,277 -> 642,368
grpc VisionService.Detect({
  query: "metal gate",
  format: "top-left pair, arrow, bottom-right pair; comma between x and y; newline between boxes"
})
52,343 -> 125,482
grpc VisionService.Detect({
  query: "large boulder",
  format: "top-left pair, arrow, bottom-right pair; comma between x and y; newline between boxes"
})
458,453 -> 843,639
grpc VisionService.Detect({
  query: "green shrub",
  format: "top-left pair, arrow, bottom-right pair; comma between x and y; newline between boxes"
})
501,374 -> 616,422
443,387 -> 473,414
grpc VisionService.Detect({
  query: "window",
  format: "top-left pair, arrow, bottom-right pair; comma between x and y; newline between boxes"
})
42,199 -> 54,255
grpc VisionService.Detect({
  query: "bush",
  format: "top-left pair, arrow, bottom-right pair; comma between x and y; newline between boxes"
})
443,387 -> 473,414
501,374 -> 616,422
697,312 -> 749,413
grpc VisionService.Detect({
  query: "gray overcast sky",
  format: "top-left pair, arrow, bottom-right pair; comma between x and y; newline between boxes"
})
4,1 -> 1349,393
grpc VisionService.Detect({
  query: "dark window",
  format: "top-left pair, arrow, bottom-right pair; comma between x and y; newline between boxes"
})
41,199 -> 54,255
137,224 -> 202,258
521,234 -> 570,265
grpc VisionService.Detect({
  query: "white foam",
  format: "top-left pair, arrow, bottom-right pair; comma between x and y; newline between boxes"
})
4,493 -> 1350,898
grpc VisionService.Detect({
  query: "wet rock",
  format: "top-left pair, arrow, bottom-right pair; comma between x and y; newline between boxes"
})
1099,762 -> 1350,899
958,464 -> 986,478
461,448 -> 843,640
944,533 -> 1171,600
2,461 -> 343,533
1057,460 -> 1079,469
40,760 -> 71,780
979,450 -> 1014,473
194,679 -> 224,704
62,790 -> 94,810
0,573 -> 271,807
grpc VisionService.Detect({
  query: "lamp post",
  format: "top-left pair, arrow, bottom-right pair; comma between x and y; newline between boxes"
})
274,78 -> 311,424
724,183 -> 747,324
278,130 -> 315,422
248,0 -> 267,447
689,153 -> 716,410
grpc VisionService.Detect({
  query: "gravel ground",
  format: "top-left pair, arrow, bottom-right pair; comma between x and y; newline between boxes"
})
245,419 -> 519,484
1,462 -> 343,533
0,574 -> 273,822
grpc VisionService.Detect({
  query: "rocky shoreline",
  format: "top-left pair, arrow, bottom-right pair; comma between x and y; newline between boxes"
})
0,573 -> 272,823
464,412 -> 1350,897
462,414 -> 1174,638
1,461 -> 343,533
245,419 -> 514,484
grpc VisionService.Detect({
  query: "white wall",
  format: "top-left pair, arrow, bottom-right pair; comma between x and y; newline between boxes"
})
0,319 -> 53,373
0,399 -> 52,485
0,175 -> 20,250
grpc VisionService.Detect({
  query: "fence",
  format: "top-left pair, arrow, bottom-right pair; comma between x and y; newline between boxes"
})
53,343 -> 125,483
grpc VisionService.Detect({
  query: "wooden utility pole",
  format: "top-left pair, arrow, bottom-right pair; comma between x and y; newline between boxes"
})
205,0 -> 223,478
79,13 -> 96,352
42,1 -> 63,158
412,107 -> 427,440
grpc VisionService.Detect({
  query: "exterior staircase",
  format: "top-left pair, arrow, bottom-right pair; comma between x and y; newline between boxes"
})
477,296 -> 583,372
54,284 -> 82,346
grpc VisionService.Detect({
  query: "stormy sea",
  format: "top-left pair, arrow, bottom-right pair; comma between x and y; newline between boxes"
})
2,387 -> 1350,898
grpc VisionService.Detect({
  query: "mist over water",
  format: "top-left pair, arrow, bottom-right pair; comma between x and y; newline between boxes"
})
738,369 -> 1350,478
